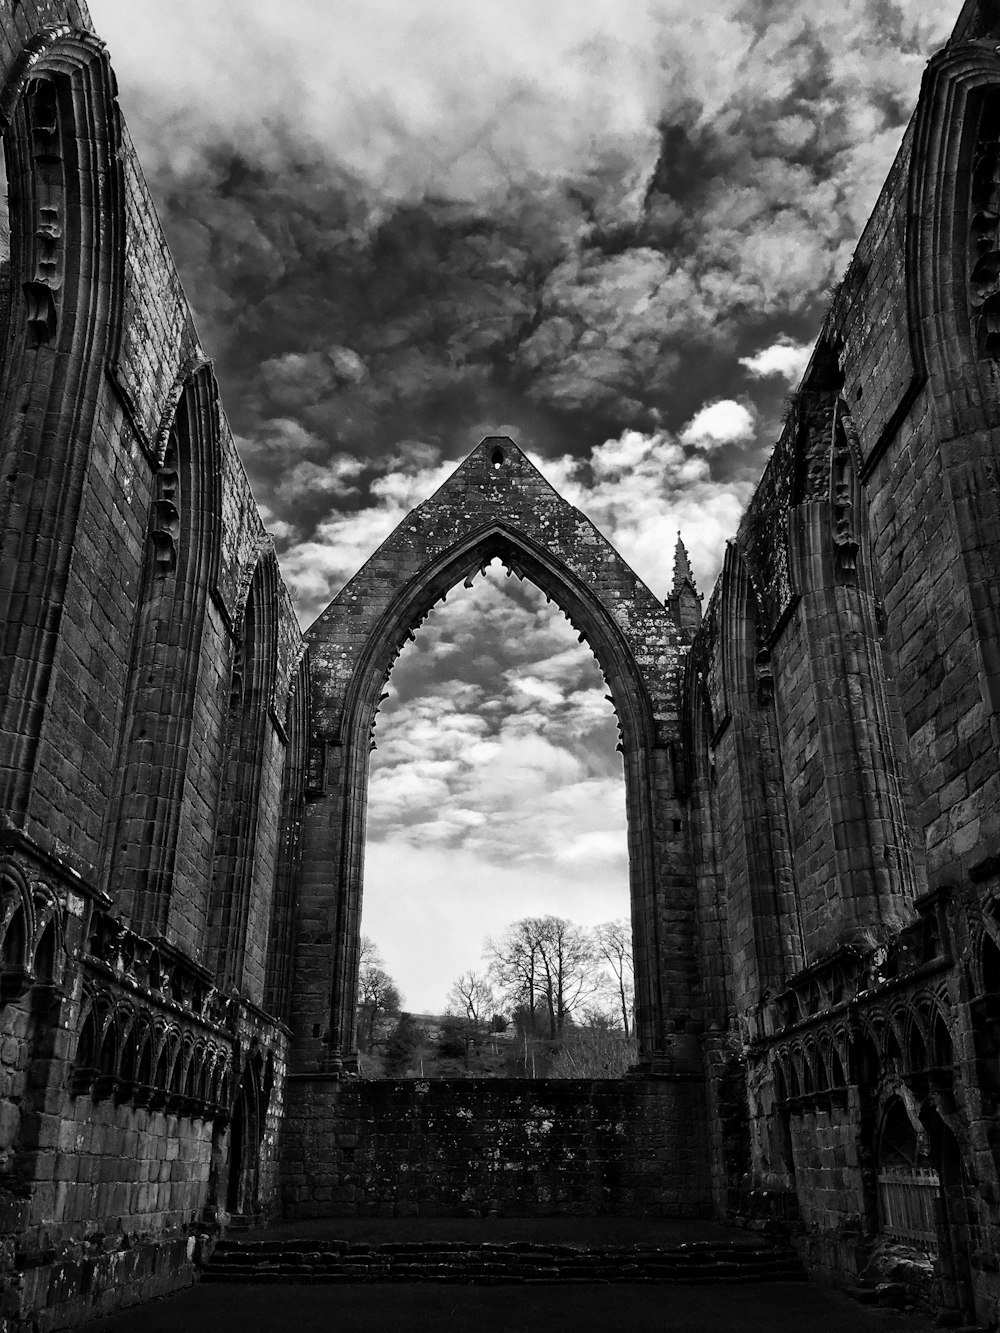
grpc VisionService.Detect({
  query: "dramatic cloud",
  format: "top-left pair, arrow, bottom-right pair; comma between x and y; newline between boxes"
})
87,0 -> 954,487
739,336 -> 814,384
83,0 -> 959,1008
679,400 -> 756,450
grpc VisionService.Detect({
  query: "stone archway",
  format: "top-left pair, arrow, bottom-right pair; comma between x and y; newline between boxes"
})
292,438 -> 697,1077
226,1055 -> 266,1219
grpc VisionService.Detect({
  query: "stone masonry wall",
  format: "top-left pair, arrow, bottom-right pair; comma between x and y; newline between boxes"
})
282,1078 -> 712,1220
685,10 -> 1000,1324
0,4 -> 305,1329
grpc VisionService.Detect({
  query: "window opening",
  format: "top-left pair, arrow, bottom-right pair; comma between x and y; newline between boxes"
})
361,559 -> 632,1078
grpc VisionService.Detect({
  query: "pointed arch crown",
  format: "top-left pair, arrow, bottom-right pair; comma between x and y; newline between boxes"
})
307,438 -> 686,754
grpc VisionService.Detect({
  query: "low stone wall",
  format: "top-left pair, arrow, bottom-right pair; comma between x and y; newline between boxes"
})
281,1077 -> 712,1219
2,1230 -> 216,1333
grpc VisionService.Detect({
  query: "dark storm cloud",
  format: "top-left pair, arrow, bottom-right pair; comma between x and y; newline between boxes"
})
89,0 -> 954,618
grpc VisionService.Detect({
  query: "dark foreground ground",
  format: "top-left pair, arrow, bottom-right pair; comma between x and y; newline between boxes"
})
79,1220 -> 937,1333
80,1279 -> 935,1333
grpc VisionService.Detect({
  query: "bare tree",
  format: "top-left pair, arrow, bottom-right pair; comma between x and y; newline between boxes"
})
487,916 -> 598,1041
357,935 -> 402,1054
447,970 -> 496,1024
594,919 -> 634,1037
534,915 -> 599,1038
486,919 -> 544,1035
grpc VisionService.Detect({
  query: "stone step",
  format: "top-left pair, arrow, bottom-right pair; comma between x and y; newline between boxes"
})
201,1238 -> 806,1285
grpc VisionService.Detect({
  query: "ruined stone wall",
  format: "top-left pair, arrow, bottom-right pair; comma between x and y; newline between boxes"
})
686,14 -> 1000,1325
281,1077 -> 711,1220
0,5 -> 304,1327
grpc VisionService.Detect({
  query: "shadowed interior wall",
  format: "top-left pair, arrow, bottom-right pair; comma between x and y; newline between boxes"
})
1,0 -> 1000,1328
0,5 -> 304,1329
282,1079 -> 711,1220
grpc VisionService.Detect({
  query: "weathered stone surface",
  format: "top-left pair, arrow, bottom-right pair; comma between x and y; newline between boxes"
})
1,1 -> 1000,1330
282,1077 -> 711,1221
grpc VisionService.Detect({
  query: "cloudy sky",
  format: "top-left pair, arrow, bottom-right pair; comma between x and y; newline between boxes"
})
85,0 -> 953,1013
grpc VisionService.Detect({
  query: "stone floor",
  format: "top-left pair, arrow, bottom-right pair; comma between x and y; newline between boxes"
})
76,1218 -> 937,1333
239,1214 -> 738,1244
79,1278 -> 935,1333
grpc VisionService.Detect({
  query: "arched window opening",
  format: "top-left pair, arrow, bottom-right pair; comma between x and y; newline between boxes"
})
719,543 -> 801,996
771,1062 -> 795,1178
134,1031 -> 154,1106
93,1019 -> 119,1101
209,554 -> 279,998
117,1029 -> 138,1104
171,1045 -> 188,1098
885,1026 -> 903,1070
814,1048 -> 830,1092
102,366 -> 222,938
908,1023 -> 928,1073
197,1055 -> 212,1106
774,1062 -> 788,1103
930,1113 -> 976,1314
931,1011 -> 953,1069
361,561 -> 631,1078
0,908 -> 26,976
264,653 -> 310,1021
858,1031 -> 880,1087
0,35 -> 125,833
31,919 -> 56,987
831,1046 -> 847,1088
876,1098 -> 939,1254
70,1005 -> 99,1096
227,1057 -> 266,1217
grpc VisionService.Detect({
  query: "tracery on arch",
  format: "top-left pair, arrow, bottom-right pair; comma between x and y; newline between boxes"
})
0,26 -> 124,360
340,526 -> 658,768
0,859 -> 66,1003
907,41 -> 1000,417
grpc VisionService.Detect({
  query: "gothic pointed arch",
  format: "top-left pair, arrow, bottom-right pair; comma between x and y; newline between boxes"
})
901,39 -> 1000,785
100,359 -> 223,937
264,648 -> 310,1021
296,438 -> 696,1074
783,361 -> 922,955
209,547 -> 280,998
0,26 -> 125,819
907,40 -> 1000,425
717,542 -> 802,1004
683,612 -> 730,1031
